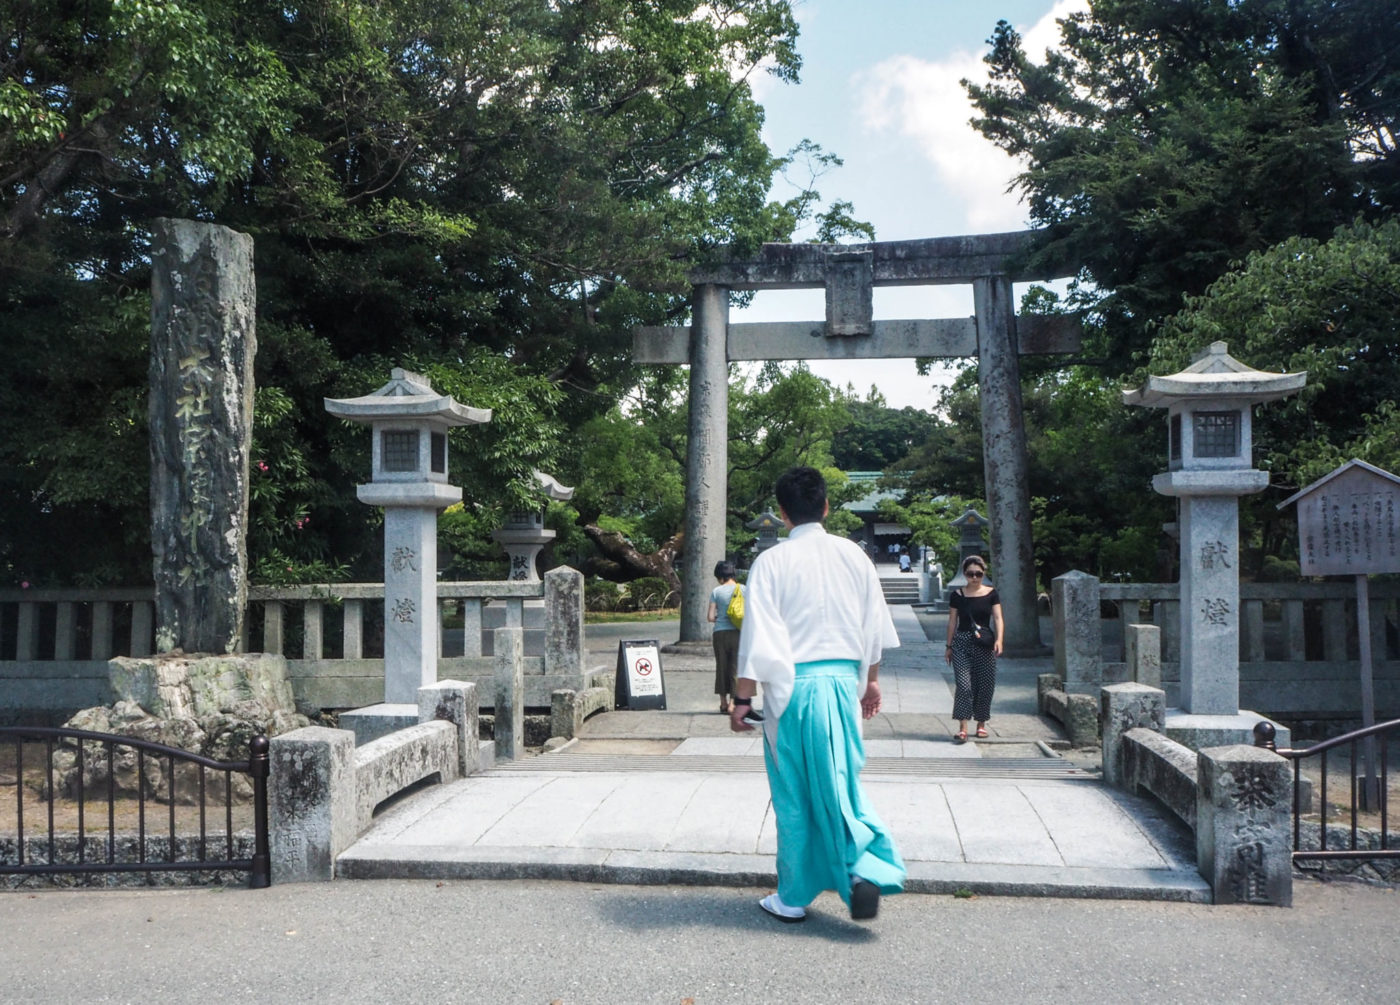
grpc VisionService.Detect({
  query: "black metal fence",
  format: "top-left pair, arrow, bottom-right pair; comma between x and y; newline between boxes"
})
1255,719 -> 1398,867
0,726 -> 270,887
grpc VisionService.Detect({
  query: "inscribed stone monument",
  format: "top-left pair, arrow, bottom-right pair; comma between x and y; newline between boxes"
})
149,218 -> 256,654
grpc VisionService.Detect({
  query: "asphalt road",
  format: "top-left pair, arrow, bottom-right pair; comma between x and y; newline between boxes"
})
2,878 -> 1396,1004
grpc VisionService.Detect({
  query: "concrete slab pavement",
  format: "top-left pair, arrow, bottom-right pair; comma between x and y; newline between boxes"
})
339,605 -> 1210,901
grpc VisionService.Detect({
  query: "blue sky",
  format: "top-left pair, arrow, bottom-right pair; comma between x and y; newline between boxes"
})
733,0 -> 1087,410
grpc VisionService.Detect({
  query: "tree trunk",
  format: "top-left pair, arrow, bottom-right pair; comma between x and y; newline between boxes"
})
3,120 -> 111,242
582,525 -> 683,594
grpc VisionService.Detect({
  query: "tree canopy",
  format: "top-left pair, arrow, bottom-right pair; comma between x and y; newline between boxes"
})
549,363 -> 862,587
936,0 -> 1400,582
967,0 -> 1400,368
0,0 -> 862,586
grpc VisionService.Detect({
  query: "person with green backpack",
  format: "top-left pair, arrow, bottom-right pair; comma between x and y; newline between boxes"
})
708,560 -> 743,715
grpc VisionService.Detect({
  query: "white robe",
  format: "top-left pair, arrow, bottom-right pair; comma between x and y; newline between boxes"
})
737,522 -> 899,724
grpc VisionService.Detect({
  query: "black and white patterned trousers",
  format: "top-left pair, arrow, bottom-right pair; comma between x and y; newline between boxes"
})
951,631 -> 997,723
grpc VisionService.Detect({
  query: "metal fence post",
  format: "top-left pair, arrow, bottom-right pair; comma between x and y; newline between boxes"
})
249,735 -> 271,888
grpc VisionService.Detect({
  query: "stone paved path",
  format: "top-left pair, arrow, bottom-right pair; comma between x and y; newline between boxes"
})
339,607 -> 1209,901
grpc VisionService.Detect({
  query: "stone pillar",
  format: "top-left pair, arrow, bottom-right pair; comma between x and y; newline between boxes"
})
973,276 -> 1039,654
1179,496 -> 1241,714
418,680 -> 479,778
1124,623 -> 1162,689
1101,683 -> 1166,789
1155,600 -> 1180,664
494,626 -> 524,760
269,726 -> 356,883
1196,745 -> 1292,906
383,508 -> 439,704
679,283 -> 729,643
149,218 -> 256,655
544,566 -> 584,682
1242,599 -> 1266,663
1052,570 -> 1102,693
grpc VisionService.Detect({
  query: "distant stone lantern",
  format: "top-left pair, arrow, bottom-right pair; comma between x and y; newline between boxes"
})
747,509 -> 784,555
326,368 -> 491,705
494,471 -> 575,582
945,508 -> 991,595
1124,342 -> 1304,739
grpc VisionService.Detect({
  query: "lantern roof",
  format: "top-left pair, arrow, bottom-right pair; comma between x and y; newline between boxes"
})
747,509 -> 785,531
531,469 -> 575,502
325,368 -> 491,426
953,508 -> 988,529
1122,342 -> 1306,409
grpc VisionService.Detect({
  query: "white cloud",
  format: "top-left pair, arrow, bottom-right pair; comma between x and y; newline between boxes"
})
854,1 -> 1089,233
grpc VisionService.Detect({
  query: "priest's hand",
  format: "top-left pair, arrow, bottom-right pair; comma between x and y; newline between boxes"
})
860,680 -> 882,720
729,705 -> 756,732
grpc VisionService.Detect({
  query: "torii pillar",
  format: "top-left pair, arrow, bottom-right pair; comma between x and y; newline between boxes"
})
636,232 -> 1080,654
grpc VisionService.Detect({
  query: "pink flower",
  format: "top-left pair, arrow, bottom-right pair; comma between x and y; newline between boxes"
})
20,581 -> 30,589
257,461 -> 269,472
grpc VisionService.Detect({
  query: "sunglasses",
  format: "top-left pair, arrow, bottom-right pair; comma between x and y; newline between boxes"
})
965,570 -> 985,578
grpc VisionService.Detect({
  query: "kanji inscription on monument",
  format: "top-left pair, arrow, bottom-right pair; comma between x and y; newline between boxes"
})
149,219 -> 256,654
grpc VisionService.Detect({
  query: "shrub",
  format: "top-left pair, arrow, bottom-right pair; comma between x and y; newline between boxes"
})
585,579 -> 624,612
625,576 -> 675,611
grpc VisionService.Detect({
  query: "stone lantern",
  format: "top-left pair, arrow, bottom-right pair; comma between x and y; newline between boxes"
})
325,368 -> 490,709
1123,342 -> 1304,743
747,509 -> 784,555
944,508 -> 991,596
494,470 -> 574,582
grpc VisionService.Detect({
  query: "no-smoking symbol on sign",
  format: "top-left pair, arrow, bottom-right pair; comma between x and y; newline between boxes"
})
634,657 -> 653,676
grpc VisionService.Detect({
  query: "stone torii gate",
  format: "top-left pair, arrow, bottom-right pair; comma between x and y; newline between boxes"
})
634,231 -> 1079,655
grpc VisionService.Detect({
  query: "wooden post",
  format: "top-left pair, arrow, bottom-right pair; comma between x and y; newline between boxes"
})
1356,573 -> 1380,809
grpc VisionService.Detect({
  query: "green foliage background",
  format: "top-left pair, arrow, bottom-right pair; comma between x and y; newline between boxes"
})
4,0 -> 1400,594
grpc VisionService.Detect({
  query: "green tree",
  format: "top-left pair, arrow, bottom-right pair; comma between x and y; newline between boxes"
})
830,397 -> 944,471
550,364 -> 856,584
948,1 -> 1400,583
726,363 -> 852,524
1,1 -> 857,586
875,495 -> 984,574
966,0 -> 1399,368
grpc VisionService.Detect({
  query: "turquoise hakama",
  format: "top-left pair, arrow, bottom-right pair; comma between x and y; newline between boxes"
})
763,659 -> 906,909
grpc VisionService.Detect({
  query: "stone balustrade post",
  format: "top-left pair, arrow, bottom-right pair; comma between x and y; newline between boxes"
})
269,726 -> 356,883
418,679 -> 479,778
1196,744 -> 1292,906
1124,623 -> 1162,689
1052,570 -> 1101,693
494,626 -> 525,760
544,566 -> 584,682
1101,683 -> 1166,789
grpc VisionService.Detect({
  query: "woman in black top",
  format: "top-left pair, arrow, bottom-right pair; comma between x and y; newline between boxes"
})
943,555 -> 1003,743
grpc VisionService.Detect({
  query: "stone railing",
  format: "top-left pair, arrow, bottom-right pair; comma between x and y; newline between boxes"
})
1101,683 -> 1292,906
0,568 -> 585,722
270,680 -> 481,883
1052,572 -> 1400,727
0,588 -> 155,722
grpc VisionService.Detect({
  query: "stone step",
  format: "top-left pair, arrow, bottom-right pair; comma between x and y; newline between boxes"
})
335,849 -> 1211,903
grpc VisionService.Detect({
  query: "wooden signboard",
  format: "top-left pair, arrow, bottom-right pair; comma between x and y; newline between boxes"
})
1280,460 -> 1400,808
615,639 -> 667,711
1285,460 -> 1400,577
